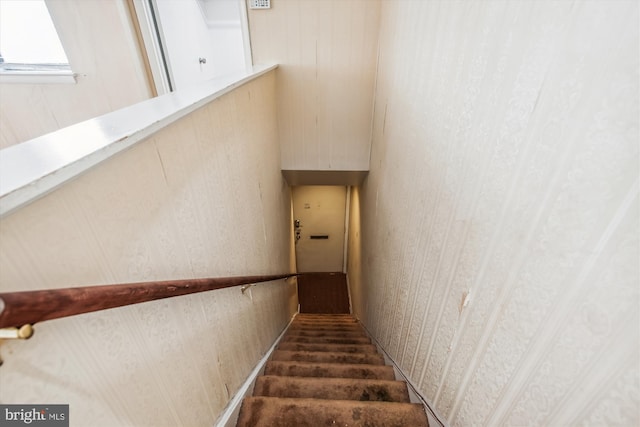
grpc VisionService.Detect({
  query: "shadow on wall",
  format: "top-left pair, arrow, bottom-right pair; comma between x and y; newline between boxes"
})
346,186 -> 364,320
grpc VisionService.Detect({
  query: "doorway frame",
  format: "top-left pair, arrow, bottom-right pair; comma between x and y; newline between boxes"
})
130,0 -> 254,96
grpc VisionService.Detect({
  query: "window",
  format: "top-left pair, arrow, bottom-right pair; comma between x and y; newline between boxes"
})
0,0 -> 73,81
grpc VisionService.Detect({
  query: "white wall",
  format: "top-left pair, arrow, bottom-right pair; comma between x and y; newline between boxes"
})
248,0 -> 380,171
349,1 -> 639,426
0,0 -> 152,149
0,71 -> 298,426
155,0 -> 247,91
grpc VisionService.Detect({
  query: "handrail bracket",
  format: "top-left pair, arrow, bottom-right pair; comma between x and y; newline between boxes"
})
0,324 -> 34,340
240,284 -> 254,294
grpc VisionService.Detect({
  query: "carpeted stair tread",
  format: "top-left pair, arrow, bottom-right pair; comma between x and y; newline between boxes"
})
287,325 -> 364,333
296,313 -> 353,319
293,319 -> 357,324
276,342 -> 378,354
285,329 -> 368,338
253,375 -> 411,402
295,314 -> 355,319
264,360 -> 396,380
295,313 -> 357,318
292,319 -> 358,325
271,350 -> 385,365
236,397 -> 429,427
292,319 -> 356,324
290,323 -> 361,330
286,328 -> 366,336
280,335 -> 371,345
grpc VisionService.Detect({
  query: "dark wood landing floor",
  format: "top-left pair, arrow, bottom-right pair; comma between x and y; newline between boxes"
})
297,272 -> 350,314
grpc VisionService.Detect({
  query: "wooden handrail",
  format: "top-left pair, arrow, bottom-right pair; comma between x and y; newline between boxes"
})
0,274 -> 297,329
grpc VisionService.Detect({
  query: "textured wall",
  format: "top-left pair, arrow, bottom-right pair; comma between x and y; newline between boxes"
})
0,71 -> 298,426
248,0 -> 380,170
349,1 -> 639,426
0,0 -> 152,149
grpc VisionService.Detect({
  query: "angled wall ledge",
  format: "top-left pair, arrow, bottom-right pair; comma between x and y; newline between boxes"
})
282,170 -> 369,186
0,64 -> 278,217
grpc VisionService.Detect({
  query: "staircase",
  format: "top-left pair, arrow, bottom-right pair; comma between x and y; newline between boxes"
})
237,313 -> 430,426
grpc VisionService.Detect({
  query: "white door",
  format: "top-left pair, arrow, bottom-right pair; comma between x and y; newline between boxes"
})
141,0 -> 249,91
292,186 -> 347,272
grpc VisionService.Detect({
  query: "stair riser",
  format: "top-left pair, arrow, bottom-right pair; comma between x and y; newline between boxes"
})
289,324 -> 366,335
271,350 -> 385,365
281,336 -> 371,345
277,342 -> 378,354
295,314 -> 356,318
253,376 -> 411,402
265,361 -> 396,380
292,320 -> 358,325
285,330 -> 368,338
237,397 -> 429,427
295,314 -> 355,318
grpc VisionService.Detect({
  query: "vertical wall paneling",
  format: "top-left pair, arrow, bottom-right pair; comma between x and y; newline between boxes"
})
347,1 -> 639,426
0,71 -> 297,426
0,0 -> 152,149
247,0 -> 381,170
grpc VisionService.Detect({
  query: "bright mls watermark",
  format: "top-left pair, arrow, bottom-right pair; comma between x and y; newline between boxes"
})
0,405 -> 68,426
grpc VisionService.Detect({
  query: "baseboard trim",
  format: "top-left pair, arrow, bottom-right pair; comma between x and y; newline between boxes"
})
357,320 -> 449,427
213,312 -> 298,427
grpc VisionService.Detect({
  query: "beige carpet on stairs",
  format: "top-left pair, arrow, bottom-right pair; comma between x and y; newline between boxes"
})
236,314 -> 429,427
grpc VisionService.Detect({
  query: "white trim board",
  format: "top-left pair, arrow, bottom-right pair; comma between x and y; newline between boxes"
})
0,63 -> 277,217
357,319 -> 449,427
0,71 -> 76,84
131,0 -> 172,95
213,311 -> 298,427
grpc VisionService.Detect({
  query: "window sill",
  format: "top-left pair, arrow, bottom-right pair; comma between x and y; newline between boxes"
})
0,71 -> 77,84
0,64 -> 278,217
